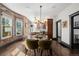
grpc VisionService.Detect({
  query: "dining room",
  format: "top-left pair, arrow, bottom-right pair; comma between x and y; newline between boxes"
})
1,3 -> 79,56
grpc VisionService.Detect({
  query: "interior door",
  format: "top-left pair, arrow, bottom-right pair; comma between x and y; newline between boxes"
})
47,19 -> 53,39
56,20 -> 61,42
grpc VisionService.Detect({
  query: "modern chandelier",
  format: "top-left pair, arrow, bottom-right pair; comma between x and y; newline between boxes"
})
34,5 -> 47,32
34,5 -> 43,24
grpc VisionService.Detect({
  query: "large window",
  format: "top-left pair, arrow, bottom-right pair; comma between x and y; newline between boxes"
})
1,13 -> 12,39
16,19 -> 23,36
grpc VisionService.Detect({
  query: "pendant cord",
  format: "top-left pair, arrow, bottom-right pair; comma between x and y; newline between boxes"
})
40,5 -> 42,21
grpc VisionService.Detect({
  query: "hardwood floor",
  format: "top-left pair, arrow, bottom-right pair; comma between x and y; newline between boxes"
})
0,40 -> 26,56
52,40 -> 79,56
0,40 -> 79,56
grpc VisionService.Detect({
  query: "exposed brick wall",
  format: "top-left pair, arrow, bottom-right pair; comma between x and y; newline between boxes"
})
0,4 -> 30,47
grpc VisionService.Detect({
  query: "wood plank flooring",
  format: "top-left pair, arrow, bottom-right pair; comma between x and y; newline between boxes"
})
0,40 -> 79,56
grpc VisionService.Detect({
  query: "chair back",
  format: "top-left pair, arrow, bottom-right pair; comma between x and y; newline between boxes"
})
26,39 -> 38,49
38,40 -> 52,49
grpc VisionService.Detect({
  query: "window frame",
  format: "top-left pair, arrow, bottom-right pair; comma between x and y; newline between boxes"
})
1,13 -> 13,39
16,18 -> 23,36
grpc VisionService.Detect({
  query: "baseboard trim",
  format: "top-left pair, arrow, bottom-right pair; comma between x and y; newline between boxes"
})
60,41 -> 71,48
53,38 -> 58,41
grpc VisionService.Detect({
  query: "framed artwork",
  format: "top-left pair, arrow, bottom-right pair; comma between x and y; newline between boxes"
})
63,21 -> 67,28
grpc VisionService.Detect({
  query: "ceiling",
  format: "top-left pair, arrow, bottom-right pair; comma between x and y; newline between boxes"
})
3,3 -> 71,22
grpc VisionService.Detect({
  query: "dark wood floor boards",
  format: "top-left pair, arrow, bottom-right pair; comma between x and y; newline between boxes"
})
0,40 -> 79,56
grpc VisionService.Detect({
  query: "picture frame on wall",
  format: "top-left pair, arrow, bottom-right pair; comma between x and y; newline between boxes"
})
63,20 -> 67,28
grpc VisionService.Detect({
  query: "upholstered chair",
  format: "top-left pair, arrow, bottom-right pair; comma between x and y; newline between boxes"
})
26,39 -> 38,56
38,40 -> 52,56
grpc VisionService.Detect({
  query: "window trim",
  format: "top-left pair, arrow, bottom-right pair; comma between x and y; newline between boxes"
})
1,13 -> 13,39
16,18 -> 23,36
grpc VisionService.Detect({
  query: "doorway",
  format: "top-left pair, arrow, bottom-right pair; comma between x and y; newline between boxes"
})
56,20 -> 61,43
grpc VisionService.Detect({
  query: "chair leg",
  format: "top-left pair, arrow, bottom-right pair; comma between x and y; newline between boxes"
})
46,50 -> 50,56
40,49 -> 43,56
34,49 -> 36,56
50,49 -> 52,56
47,50 -> 49,56
25,48 -> 28,55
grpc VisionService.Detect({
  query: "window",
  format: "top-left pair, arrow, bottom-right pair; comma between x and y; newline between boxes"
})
16,19 -> 23,36
1,13 -> 12,39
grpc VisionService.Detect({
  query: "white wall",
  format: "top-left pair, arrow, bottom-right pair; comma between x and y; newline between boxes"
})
53,17 -> 57,38
56,3 -> 79,45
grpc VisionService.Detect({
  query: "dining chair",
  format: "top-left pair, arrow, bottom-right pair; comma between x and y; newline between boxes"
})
38,40 -> 52,56
26,39 -> 38,56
